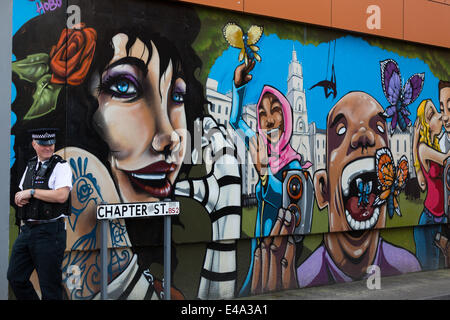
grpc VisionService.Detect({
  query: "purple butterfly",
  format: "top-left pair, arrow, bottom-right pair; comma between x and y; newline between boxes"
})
380,59 -> 424,135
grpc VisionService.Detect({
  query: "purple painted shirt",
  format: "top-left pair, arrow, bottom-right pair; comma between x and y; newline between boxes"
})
297,237 -> 421,288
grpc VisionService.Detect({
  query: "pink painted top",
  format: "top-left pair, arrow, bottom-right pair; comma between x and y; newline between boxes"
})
420,160 -> 444,217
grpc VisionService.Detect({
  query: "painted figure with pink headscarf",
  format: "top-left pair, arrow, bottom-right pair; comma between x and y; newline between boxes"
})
230,60 -> 311,296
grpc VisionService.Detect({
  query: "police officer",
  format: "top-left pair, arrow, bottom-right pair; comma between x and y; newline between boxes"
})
8,128 -> 72,300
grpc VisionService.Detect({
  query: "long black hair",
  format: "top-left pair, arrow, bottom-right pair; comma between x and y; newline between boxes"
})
71,0 -> 207,167
12,0 -> 206,165
12,0 -> 207,268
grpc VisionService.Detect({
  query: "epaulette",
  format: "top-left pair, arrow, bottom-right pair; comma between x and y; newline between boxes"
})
50,154 -> 67,164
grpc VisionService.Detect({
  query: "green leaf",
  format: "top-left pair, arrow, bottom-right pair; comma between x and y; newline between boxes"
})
24,74 -> 62,120
12,53 -> 50,83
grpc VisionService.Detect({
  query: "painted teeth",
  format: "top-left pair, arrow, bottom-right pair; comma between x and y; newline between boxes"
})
345,207 -> 379,231
131,173 -> 166,180
267,128 -> 279,135
341,158 -> 375,197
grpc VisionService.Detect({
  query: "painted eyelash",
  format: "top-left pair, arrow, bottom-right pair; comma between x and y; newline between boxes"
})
96,75 -> 114,94
171,78 -> 187,104
172,91 -> 185,103
97,74 -> 142,98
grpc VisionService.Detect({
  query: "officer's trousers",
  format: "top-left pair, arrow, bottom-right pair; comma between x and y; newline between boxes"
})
7,219 -> 66,300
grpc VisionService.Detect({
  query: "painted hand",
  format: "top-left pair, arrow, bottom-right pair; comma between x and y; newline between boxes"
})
413,118 -> 422,145
434,233 -> 450,268
251,208 -> 298,294
234,59 -> 256,88
249,133 -> 268,177
413,118 -> 426,190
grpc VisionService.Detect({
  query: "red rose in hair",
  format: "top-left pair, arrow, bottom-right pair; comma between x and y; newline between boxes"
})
49,23 -> 97,86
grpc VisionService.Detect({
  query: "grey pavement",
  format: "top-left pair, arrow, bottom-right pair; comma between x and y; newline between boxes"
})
235,268 -> 450,300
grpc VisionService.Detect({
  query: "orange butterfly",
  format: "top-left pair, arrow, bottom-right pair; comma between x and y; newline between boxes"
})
373,147 -> 408,218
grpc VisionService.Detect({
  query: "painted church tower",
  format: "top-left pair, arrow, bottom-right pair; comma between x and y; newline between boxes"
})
286,45 -> 312,167
287,45 -> 308,134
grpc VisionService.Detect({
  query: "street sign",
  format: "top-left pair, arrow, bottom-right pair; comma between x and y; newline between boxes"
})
97,200 -> 179,300
96,201 -> 180,220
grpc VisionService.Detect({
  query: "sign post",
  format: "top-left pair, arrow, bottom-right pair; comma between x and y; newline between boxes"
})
96,201 -> 180,300
100,218 -> 108,300
164,215 -> 171,300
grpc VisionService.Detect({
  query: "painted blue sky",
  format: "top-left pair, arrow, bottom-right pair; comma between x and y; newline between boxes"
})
10,2 -> 442,167
208,33 -> 440,130
11,0 -> 40,167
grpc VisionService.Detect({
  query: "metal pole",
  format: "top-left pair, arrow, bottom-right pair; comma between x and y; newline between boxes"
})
164,215 -> 171,300
0,0 -> 12,301
100,219 -> 108,300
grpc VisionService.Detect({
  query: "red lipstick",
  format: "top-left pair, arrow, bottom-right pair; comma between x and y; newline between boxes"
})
124,161 -> 176,199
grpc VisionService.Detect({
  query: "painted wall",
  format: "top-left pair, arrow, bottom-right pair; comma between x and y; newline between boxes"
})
9,0 -> 450,299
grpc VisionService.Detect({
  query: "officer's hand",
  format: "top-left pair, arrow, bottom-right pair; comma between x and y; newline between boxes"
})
14,190 -> 31,207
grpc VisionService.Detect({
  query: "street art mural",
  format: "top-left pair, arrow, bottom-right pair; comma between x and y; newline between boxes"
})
9,0 -> 450,299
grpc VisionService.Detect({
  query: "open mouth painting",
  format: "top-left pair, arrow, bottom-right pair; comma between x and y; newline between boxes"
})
125,161 -> 176,199
342,157 -> 380,231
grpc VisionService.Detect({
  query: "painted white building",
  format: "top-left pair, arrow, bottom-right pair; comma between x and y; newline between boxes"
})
206,78 -> 232,128
206,78 -> 259,196
309,122 -> 327,171
387,124 -> 415,177
240,104 -> 260,195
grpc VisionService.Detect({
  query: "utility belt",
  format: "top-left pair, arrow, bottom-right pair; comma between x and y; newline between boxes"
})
24,217 -> 65,226
20,199 -> 68,221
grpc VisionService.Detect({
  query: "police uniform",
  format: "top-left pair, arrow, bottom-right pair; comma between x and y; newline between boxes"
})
7,129 -> 72,300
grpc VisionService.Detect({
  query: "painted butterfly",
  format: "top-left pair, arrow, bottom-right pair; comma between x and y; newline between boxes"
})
357,178 -> 372,208
380,59 -> 424,135
373,147 -> 409,218
222,22 -> 263,66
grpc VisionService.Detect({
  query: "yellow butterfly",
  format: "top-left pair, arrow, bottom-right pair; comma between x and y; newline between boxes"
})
222,22 -> 263,66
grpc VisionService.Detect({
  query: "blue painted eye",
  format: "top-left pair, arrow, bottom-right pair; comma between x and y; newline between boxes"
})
172,92 -> 185,103
110,78 -> 138,98
117,80 -> 129,93
100,73 -> 142,100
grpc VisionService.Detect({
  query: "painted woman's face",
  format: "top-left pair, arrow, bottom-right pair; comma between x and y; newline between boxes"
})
259,93 -> 284,145
93,33 -> 187,202
425,101 -> 442,138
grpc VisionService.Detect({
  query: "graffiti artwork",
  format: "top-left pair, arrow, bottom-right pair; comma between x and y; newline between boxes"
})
9,0 -> 450,300
379,59 -> 425,134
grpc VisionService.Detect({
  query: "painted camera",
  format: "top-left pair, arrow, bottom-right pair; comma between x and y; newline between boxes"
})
282,170 -> 314,239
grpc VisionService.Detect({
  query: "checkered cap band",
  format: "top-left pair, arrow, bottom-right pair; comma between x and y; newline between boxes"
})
32,132 -> 56,140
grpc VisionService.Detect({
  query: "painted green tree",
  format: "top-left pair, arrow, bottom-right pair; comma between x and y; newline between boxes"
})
193,6 -> 450,90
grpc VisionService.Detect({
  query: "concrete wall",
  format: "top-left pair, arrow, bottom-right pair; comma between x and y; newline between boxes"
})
1,0 -> 12,301
9,0 -> 450,299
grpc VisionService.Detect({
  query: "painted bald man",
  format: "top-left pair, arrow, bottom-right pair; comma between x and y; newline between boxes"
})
249,92 -> 421,294
297,91 -> 421,287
